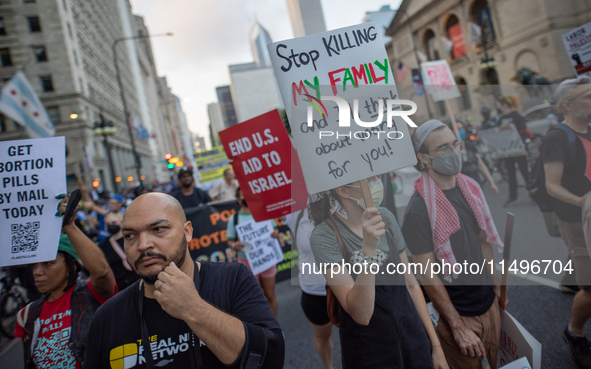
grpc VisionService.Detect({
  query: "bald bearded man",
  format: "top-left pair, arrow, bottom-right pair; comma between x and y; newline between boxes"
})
84,193 -> 284,369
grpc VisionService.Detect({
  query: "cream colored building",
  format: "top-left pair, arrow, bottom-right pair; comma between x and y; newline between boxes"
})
386,0 -> 591,125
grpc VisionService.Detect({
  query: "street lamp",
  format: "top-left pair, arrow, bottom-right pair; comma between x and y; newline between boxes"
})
93,113 -> 119,192
394,8 -> 434,119
112,32 -> 173,185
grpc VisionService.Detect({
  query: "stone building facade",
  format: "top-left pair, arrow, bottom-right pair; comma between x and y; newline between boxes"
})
386,0 -> 591,125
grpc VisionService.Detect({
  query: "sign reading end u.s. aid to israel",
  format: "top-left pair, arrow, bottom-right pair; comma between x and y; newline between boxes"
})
0,137 -> 66,267
268,23 -> 417,194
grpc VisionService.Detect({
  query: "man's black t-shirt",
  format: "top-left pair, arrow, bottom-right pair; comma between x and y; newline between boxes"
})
84,261 -> 283,369
99,237 -> 139,291
172,187 -> 212,209
500,111 -> 528,143
402,187 -> 495,317
542,126 -> 591,223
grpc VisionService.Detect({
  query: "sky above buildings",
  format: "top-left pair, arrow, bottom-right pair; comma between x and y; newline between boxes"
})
129,0 -> 402,148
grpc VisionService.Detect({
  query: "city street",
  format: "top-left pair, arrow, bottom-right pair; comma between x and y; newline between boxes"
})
1,176 -> 589,368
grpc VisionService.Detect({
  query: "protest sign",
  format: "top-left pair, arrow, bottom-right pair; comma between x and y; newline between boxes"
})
219,109 -> 307,221
194,146 -> 231,183
0,137 -> 66,266
184,201 -> 295,282
479,125 -> 527,159
421,60 -> 461,102
235,219 -> 284,276
497,310 -> 542,369
562,21 -> 591,77
268,23 -> 416,194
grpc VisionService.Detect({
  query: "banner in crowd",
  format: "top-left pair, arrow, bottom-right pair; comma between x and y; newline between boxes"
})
421,60 -> 461,102
184,201 -> 296,282
268,23 -> 416,193
479,125 -> 527,159
562,21 -> 591,77
0,137 -> 66,267
235,219 -> 284,276
497,310 -> 542,369
219,109 -> 307,221
194,146 -> 231,183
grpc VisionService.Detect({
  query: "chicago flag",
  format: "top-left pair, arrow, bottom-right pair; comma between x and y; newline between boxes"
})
0,71 -> 55,138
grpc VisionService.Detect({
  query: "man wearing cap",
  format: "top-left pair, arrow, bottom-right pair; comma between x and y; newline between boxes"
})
15,195 -> 117,369
401,120 -> 504,369
172,167 -> 212,208
544,77 -> 591,368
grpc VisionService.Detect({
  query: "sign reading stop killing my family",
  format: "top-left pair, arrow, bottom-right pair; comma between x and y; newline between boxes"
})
235,219 -> 283,276
0,137 -> 66,266
267,22 -> 417,193
219,109 -> 308,222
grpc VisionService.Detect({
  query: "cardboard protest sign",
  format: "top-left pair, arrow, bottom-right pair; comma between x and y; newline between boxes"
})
235,219 -> 283,276
0,137 -> 66,266
479,125 -> 527,159
194,146 -> 231,183
184,201 -> 295,282
497,310 -> 542,369
421,60 -> 461,102
268,23 -> 416,194
219,109 -> 307,221
562,22 -> 591,77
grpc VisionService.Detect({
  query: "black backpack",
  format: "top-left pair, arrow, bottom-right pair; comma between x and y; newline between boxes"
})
526,123 -> 577,212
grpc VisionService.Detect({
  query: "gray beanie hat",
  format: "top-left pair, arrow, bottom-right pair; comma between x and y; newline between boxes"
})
412,119 -> 447,152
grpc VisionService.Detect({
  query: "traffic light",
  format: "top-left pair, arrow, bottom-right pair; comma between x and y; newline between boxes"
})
164,153 -> 172,160
167,163 -> 174,169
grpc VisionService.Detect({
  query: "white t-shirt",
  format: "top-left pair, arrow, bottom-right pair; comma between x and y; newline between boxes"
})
208,180 -> 238,201
287,210 -> 326,296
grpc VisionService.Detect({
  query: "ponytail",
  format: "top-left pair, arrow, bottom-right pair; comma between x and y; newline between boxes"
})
308,190 -> 340,226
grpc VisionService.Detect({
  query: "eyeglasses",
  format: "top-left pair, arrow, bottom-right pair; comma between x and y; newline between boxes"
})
428,141 -> 463,158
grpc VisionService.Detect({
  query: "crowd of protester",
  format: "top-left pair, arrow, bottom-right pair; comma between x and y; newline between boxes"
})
4,77 -> 591,369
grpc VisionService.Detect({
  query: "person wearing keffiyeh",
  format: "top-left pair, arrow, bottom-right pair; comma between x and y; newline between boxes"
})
401,120 -> 505,369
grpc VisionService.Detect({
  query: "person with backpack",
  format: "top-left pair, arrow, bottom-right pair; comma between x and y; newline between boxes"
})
227,187 -> 280,317
496,95 -> 532,208
308,175 -> 448,369
542,77 -> 591,368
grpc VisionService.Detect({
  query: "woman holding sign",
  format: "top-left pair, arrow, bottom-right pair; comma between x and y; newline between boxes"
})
309,176 -> 448,369
227,187 -> 280,317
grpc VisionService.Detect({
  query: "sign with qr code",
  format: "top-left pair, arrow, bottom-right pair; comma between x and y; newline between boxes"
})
0,137 -> 66,266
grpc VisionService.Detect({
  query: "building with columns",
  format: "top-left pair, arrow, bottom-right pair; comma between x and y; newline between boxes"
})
386,0 -> 591,124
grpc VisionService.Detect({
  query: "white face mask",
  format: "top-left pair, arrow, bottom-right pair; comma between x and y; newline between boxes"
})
345,179 -> 384,209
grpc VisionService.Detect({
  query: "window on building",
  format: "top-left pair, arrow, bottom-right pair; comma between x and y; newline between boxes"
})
471,0 -> 495,46
40,75 -> 53,92
67,23 -> 72,38
0,114 -> 5,132
445,15 -> 464,60
0,17 -> 6,36
73,49 -> 78,66
79,78 -> 84,94
33,46 -> 47,62
62,0 -> 67,11
46,106 -> 60,125
423,29 -> 439,61
0,48 -> 12,67
27,16 -> 41,32
24,0 -> 36,3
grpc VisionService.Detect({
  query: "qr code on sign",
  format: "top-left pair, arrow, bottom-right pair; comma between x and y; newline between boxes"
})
11,222 -> 40,254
